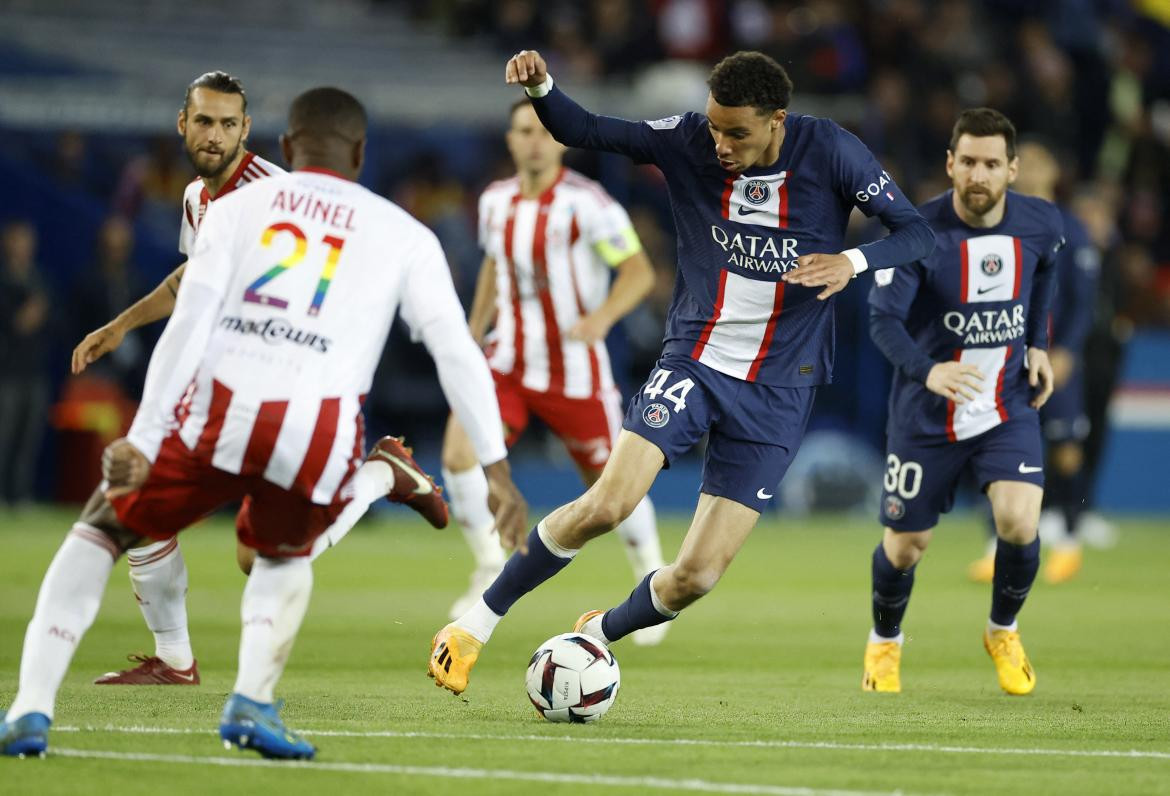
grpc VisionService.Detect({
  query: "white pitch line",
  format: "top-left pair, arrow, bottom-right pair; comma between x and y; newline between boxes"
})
50,748 -> 906,796
52,725 -> 1170,761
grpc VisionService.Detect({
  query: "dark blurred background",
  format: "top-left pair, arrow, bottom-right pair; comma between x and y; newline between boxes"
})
0,0 -> 1167,514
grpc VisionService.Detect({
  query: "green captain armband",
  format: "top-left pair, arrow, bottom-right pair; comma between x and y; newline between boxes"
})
593,226 -> 643,267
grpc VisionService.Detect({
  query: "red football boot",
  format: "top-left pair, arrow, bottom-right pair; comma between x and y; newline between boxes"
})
366,435 -> 449,529
94,655 -> 200,685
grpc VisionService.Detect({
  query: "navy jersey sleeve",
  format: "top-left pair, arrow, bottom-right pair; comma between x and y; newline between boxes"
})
1051,213 -> 1099,352
868,263 -> 937,383
531,84 -> 694,166
1026,207 -> 1066,350
830,122 -> 935,270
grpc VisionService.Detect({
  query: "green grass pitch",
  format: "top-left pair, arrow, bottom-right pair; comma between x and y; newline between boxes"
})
2,506 -> 1168,795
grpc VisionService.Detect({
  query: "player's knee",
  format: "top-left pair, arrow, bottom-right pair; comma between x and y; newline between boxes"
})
667,563 -> 721,600
237,542 -> 257,575
994,506 -> 1038,543
577,485 -> 637,532
882,529 -> 930,569
440,445 -> 476,475
1050,443 -> 1082,476
886,543 -> 924,570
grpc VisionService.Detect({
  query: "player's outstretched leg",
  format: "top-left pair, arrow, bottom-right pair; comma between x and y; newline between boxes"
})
428,431 -> 662,695
4,522 -> 128,756
862,529 -> 929,693
310,435 -> 448,560
95,538 -> 199,685
575,494 -> 756,647
220,556 -> 315,760
984,481 -> 1042,695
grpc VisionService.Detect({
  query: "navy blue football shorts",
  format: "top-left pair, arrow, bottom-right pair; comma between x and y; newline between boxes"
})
880,413 -> 1045,532
1040,371 -> 1090,443
623,353 -> 816,513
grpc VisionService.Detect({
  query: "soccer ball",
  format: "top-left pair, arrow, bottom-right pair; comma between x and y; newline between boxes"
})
525,633 -> 621,723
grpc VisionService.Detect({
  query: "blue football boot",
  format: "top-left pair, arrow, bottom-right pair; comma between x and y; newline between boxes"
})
1,711 -> 51,757
219,693 -> 315,760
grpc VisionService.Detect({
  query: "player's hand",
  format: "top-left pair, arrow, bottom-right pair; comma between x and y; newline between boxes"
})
102,438 -> 151,500
1027,347 -> 1054,409
483,459 -> 529,553
566,313 -> 612,345
782,253 -> 854,300
506,50 -> 548,88
73,322 -> 127,375
1048,346 -> 1074,390
925,361 -> 985,403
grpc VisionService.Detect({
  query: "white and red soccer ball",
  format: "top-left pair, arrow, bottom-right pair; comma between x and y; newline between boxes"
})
525,633 -> 621,723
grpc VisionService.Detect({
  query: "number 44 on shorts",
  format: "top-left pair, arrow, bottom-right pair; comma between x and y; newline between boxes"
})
643,369 -> 694,413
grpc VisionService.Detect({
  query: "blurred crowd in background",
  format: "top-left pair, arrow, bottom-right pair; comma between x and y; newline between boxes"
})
2,0 -> 1168,507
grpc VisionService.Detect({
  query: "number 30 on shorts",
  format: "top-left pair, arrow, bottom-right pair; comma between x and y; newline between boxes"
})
643,369 -> 694,413
884,454 -> 923,499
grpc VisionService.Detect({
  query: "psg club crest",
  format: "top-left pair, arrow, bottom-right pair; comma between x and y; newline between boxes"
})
884,495 -> 905,521
980,253 -> 1004,277
642,402 -> 670,429
743,179 -> 771,206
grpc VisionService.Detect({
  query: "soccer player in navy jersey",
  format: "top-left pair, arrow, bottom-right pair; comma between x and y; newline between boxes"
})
863,109 -> 1063,696
427,49 -> 935,697
967,138 -> 1100,585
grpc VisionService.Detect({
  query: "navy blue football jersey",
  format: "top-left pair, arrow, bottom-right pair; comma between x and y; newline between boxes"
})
1051,206 -> 1099,354
870,190 -> 1064,441
531,86 -> 932,387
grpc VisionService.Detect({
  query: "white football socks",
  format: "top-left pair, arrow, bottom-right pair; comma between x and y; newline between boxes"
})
232,556 -> 313,705
310,458 -> 393,560
442,466 -> 506,569
126,539 -> 193,669
7,524 -> 119,720
615,496 -> 665,579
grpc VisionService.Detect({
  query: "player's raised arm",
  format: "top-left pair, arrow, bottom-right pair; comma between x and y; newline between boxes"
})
505,50 -> 667,164
72,263 -> 186,374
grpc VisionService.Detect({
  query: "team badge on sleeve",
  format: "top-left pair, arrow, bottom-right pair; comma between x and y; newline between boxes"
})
646,115 -> 683,130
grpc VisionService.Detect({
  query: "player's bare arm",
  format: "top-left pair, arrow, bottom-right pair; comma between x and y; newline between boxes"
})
1026,346 -> 1054,409
505,50 -> 548,88
467,256 -> 498,345
782,252 -> 856,300
567,250 -> 654,344
925,361 -> 985,404
483,459 -> 528,553
102,437 -> 150,499
71,262 -> 187,374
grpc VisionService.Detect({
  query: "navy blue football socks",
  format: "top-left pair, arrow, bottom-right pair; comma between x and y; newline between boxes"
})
871,543 -> 916,638
482,526 -> 573,616
990,536 -> 1040,626
601,571 -> 675,642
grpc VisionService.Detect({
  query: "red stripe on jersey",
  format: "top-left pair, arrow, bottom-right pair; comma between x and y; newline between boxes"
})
959,238 -> 970,302
1011,237 -> 1023,299
194,379 -> 233,461
240,400 -> 289,477
995,346 -> 1011,422
777,175 -> 790,229
503,192 -> 525,380
720,176 -> 735,220
567,215 -> 601,396
692,269 -> 729,360
293,398 -> 340,497
945,350 -> 961,443
249,159 -> 272,177
184,201 -> 195,230
532,182 -> 565,393
746,282 -> 786,382
214,152 -> 256,199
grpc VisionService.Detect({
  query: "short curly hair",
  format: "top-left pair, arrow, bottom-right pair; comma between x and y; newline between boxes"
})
707,51 -> 793,113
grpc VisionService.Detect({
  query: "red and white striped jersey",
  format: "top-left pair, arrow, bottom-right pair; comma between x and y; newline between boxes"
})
479,168 -> 640,399
179,152 -> 283,256
132,167 -> 505,505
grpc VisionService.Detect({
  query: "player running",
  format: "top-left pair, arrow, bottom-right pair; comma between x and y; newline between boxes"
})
1,87 -> 526,759
862,109 -> 1062,696
440,99 -> 666,642
967,138 -> 1099,585
427,49 -> 935,695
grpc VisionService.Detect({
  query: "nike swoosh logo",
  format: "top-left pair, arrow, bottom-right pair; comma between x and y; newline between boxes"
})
976,285 -> 1001,295
737,206 -> 762,216
171,670 -> 198,682
757,488 -> 774,500
371,450 -> 434,495
1018,463 -> 1043,474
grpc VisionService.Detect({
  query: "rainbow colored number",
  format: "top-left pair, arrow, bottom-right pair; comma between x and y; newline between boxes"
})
246,223 -> 347,315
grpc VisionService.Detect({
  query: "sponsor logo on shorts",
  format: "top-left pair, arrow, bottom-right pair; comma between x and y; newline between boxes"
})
643,402 -> 670,428
981,253 -> 1003,276
884,495 -> 905,520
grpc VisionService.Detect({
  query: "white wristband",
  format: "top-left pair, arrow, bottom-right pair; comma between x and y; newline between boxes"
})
842,248 -> 868,275
524,75 -> 554,98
